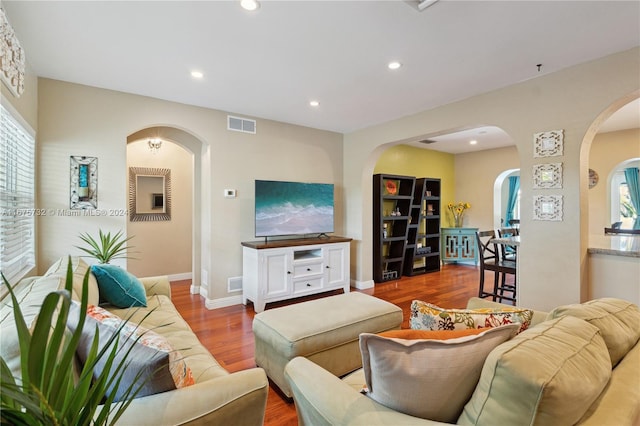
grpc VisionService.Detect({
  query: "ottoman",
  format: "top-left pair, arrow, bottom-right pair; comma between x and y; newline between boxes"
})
252,292 -> 403,398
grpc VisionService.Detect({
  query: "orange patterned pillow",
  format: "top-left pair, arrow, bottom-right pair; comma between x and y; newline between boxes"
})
68,303 -> 195,401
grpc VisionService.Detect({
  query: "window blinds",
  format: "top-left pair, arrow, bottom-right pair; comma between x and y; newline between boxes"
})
0,104 -> 35,283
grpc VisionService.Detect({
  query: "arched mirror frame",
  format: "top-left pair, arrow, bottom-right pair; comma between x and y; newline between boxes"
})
129,167 -> 172,222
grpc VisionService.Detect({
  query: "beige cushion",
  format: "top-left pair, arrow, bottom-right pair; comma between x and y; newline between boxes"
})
410,300 -> 533,334
459,315 -> 612,426
44,256 -> 99,306
0,275 -> 64,379
547,297 -> 640,367
107,295 -> 227,383
359,323 -> 520,422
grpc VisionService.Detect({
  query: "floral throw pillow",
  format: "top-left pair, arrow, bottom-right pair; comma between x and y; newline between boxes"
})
409,300 -> 533,334
68,303 -> 195,401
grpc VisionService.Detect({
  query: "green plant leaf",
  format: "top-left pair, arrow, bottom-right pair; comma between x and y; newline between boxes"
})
75,229 -> 136,264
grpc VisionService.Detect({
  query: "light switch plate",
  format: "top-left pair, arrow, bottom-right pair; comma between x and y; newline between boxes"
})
224,189 -> 237,198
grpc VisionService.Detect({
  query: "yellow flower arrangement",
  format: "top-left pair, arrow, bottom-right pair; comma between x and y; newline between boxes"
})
447,201 -> 471,227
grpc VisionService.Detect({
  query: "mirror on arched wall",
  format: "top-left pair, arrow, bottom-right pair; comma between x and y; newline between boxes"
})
588,98 -> 640,235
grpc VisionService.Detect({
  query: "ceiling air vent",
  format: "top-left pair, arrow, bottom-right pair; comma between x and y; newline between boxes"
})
227,115 -> 256,134
418,139 -> 437,145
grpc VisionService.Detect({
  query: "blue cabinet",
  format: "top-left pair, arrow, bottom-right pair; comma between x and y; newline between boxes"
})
441,227 -> 478,265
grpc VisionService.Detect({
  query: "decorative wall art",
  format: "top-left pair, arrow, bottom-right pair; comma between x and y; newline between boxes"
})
0,8 -> 26,97
70,156 -> 98,209
533,195 -> 563,221
533,129 -> 564,157
533,163 -> 563,189
129,167 -> 172,222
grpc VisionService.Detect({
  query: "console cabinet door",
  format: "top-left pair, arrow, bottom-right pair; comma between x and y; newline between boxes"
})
261,250 -> 291,298
325,243 -> 349,287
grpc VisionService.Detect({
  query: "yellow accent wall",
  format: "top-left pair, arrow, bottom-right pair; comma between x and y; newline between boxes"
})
374,144 -> 454,227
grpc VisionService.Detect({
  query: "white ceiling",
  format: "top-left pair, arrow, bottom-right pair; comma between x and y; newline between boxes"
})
406,98 -> 640,154
3,1 -> 639,153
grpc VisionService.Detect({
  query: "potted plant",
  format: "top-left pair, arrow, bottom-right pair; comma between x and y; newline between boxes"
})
0,258 -> 146,425
76,229 -> 135,264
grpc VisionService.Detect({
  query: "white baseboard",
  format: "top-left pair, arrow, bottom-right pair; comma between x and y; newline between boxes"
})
168,272 -> 193,281
198,285 -> 207,298
205,295 -> 243,310
352,279 -> 374,290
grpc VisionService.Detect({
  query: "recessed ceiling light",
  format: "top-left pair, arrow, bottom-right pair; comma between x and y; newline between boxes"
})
240,0 -> 260,11
470,140 -> 478,145
309,100 -> 320,107
191,71 -> 204,79
388,61 -> 402,70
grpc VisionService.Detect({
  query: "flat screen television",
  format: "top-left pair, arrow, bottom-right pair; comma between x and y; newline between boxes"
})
255,180 -> 334,238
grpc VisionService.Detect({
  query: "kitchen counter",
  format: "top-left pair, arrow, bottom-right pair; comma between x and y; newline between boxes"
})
588,234 -> 640,258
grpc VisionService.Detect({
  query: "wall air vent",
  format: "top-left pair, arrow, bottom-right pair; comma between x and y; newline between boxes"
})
227,115 -> 256,134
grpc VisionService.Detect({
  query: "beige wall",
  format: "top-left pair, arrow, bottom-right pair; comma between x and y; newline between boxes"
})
126,140 -> 193,278
344,47 -> 640,311
588,129 -> 640,235
36,78 -> 343,305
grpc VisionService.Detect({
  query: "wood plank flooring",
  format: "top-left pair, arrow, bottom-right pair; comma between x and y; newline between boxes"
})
171,263 -> 505,426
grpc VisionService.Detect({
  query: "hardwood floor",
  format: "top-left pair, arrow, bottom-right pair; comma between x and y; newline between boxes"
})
171,263 -> 506,426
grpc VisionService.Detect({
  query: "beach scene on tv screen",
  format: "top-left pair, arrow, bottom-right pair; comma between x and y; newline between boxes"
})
255,180 -> 334,237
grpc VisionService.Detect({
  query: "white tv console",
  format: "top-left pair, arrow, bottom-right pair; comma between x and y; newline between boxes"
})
241,236 -> 352,313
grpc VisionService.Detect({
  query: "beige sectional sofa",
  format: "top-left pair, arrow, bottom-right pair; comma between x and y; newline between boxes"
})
0,257 -> 268,425
285,297 -> 640,426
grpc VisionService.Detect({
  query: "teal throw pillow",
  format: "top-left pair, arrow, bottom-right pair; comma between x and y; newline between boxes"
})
91,264 -> 147,308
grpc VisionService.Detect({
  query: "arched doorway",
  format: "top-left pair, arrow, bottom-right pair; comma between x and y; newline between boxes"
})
586,98 -> 640,235
126,126 -> 203,294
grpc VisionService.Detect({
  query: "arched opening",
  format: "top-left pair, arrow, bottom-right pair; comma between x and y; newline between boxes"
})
585,96 -> 640,235
493,169 -> 520,230
358,125 -> 518,288
580,92 -> 639,304
126,126 -> 204,294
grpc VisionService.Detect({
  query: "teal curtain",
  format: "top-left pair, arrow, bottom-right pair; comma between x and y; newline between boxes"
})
504,176 -> 520,225
624,167 -> 640,229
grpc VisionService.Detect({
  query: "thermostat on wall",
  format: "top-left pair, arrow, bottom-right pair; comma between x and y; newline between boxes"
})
224,189 -> 237,198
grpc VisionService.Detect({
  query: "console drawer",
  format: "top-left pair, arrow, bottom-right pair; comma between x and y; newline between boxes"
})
293,262 -> 324,278
293,277 -> 323,294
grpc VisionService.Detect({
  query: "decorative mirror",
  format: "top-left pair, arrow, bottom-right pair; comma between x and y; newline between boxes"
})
533,163 -> 563,189
70,156 -> 98,210
533,194 -> 563,221
533,129 -> 564,157
129,167 -> 171,221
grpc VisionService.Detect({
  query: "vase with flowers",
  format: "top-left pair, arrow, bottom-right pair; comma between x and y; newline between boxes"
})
447,201 -> 471,227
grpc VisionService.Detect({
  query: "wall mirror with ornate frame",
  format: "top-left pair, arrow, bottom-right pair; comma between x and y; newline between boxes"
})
129,167 -> 171,221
